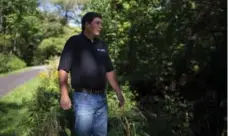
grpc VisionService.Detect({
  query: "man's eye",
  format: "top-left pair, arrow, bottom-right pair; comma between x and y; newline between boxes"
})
96,22 -> 102,25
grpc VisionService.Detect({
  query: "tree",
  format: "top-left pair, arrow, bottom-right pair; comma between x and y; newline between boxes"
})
83,0 -> 226,135
48,0 -> 88,25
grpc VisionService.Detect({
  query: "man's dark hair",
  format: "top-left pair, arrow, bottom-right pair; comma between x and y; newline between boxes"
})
81,12 -> 102,31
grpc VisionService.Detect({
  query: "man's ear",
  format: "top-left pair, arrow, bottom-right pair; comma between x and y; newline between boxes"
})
85,22 -> 90,29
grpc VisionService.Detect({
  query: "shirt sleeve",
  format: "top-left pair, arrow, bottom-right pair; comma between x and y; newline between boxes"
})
104,45 -> 114,72
57,36 -> 75,72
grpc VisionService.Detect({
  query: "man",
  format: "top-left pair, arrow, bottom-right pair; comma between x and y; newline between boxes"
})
57,12 -> 125,136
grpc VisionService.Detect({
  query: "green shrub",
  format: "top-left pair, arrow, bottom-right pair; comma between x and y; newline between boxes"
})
19,86 -> 62,136
139,92 -> 193,136
33,27 -> 81,65
18,58 -> 147,136
42,21 -> 64,38
107,83 -> 148,136
33,37 -> 65,65
0,53 -> 26,73
18,58 -> 70,136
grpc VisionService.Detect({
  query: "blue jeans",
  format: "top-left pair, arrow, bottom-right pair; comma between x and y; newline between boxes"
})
73,91 -> 108,136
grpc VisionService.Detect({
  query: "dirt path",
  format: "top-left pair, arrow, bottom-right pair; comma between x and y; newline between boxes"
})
0,66 -> 47,97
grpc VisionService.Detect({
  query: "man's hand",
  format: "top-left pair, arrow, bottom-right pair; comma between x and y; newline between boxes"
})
58,70 -> 71,110
106,71 -> 125,108
60,94 -> 72,110
116,92 -> 125,108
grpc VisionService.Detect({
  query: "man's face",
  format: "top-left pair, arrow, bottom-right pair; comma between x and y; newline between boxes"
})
86,17 -> 102,36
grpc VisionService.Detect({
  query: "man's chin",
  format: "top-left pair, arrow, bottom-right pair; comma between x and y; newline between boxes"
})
95,32 -> 100,36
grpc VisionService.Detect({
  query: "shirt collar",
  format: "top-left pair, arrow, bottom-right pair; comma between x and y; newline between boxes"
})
80,32 -> 100,43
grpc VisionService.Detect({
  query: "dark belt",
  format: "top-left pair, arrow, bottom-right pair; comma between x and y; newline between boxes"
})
74,88 -> 105,94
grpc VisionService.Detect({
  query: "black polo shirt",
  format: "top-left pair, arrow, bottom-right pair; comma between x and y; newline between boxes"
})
57,33 -> 114,90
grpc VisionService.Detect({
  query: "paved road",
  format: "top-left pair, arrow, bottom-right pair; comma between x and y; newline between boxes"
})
0,66 -> 47,97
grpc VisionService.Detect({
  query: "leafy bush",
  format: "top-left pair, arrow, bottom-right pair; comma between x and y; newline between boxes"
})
33,27 -> 81,65
35,37 -> 65,63
18,58 -> 68,136
107,83 -> 148,136
42,21 -> 64,38
0,53 -> 26,73
139,93 -> 193,136
18,58 -> 147,136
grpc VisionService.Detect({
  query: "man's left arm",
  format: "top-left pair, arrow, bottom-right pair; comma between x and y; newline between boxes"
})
106,70 -> 125,107
106,71 -> 122,94
104,48 -> 125,107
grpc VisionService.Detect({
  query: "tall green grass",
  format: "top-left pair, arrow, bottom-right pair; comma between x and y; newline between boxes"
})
0,76 -> 42,136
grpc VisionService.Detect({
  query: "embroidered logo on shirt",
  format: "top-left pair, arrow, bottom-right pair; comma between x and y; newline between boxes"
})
97,48 -> 106,52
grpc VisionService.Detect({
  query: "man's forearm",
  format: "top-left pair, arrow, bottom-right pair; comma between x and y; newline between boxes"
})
106,71 -> 122,94
58,70 -> 69,96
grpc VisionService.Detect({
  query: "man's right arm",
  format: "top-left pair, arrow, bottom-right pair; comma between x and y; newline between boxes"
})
57,36 -> 75,110
58,70 -> 72,110
58,70 -> 69,97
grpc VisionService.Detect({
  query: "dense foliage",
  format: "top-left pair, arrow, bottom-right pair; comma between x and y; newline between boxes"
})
0,0 -> 79,71
83,0 -> 226,135
18,58 -> 143,136
0,53 -> 26,73
0,0 -> 226,135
